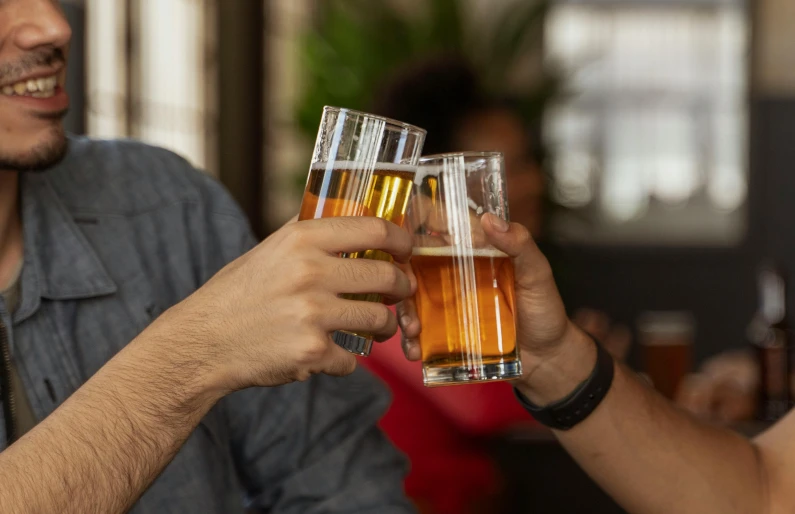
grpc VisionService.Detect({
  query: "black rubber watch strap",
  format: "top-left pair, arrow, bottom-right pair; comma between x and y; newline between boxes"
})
515,338 -> 614,431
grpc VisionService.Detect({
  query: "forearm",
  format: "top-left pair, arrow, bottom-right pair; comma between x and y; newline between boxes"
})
0,331 -> 219,514
517,325 -> 769,514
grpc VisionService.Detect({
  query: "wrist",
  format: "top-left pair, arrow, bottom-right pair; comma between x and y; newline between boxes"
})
125,321 -> 226,414
517,322 -> 597,406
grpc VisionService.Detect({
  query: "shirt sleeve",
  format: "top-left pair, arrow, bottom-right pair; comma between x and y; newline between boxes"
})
223,369 -> 416,514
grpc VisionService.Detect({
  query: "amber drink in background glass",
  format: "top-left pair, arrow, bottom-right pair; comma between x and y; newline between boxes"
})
638,311 -> 694,399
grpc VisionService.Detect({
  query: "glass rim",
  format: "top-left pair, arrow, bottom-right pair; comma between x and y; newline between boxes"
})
419,151 -> 504,164
323,106 -> 427,136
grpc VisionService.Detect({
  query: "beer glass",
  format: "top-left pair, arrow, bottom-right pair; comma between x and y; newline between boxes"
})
409,152 -> 522,386
638,311 -> 694,399
298,106 -> 426,356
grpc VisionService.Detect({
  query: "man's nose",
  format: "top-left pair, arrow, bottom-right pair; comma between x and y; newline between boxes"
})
12,0 -> 72,53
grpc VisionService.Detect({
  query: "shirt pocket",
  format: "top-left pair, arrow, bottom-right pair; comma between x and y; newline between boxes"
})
63,270 -> 165,382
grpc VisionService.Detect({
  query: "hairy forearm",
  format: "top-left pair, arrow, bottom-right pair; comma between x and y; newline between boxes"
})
0,331 -> 219,514
517,325 -> 770,514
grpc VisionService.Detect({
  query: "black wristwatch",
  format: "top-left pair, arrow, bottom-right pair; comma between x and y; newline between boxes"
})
515,337 -> 614,431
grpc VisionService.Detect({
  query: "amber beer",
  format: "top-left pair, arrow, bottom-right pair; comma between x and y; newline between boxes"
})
299,162 -> 415,223
642,340 -> 692,400
412,246 -> 519,385
299,162 -> 415,302
639,312 -> 694,400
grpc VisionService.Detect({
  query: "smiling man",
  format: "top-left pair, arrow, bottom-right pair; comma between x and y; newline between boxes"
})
0,19 -> 68,171
0,2 -> 419,513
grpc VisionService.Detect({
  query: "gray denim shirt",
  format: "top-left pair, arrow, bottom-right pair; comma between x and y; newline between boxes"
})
0,136 -> 412,514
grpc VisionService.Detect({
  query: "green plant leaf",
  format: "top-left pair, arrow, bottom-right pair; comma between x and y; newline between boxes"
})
294,0 -> 557,143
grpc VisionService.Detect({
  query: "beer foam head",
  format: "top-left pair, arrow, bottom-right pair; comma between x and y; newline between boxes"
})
412,246 -> 508,258
311,161 -> 418,173
637,311 -> 695,344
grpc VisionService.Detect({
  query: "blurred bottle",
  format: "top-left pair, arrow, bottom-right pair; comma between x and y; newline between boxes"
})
749,265 -> 792,421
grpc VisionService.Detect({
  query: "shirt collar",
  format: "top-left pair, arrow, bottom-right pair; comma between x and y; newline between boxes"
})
15,161 -> 117,323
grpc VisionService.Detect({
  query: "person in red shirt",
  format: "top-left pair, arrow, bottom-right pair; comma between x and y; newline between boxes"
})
365,56 -> 632,513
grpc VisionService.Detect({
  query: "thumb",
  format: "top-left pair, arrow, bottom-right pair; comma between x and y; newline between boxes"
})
482,213 -> 569,347
481,213 -> 554,291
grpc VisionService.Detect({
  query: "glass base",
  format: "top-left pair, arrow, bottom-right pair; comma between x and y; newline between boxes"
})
333,330 -> 373,356
423,360 -> 523,387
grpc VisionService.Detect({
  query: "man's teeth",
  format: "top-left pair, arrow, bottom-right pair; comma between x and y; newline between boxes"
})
1,76 -> 59,98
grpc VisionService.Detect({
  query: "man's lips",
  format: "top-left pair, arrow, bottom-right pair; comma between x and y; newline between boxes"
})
2,86 -> 70,114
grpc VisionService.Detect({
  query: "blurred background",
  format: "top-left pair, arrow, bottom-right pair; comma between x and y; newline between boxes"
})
59,0 -> 795,512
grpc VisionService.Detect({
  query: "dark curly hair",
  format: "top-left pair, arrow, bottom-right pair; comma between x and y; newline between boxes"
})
371,55 -> 518,156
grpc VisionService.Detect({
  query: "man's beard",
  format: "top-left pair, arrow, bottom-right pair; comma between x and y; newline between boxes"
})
0,120 -> 69,173
0,44 -> 70,173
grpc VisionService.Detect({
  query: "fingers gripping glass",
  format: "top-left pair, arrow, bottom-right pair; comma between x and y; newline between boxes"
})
409,152 -> 522,386
298,107 -> 426,356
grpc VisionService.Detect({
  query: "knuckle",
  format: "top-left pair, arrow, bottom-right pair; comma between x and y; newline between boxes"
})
283,223 -> 307,246
291,259 -> 321,289
295,335 -> 329,367
386,264 -> 403,286
520,258 -> 553,290
515,223 -> 532,246
294,296 -> 325,325
382,264 -> 405,292
537,259 -> 554,281
293,368 -> 313,382
286,227 -> 322,256
395,230 -> 413,255
371,304 -> 394,332
367,217 -> 391,243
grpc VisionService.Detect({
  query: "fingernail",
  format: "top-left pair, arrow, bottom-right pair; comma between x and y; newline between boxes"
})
490,214 -> 510,233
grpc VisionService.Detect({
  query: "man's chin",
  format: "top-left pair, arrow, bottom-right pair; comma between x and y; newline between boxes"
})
0,129 -> 68,173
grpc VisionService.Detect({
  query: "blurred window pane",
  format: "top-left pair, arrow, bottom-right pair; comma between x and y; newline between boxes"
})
544,0 -> 749,245
86,0 -> 127,138
86,0 -> 217,174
